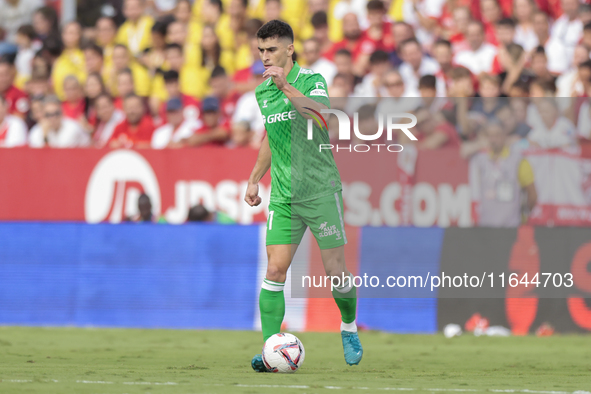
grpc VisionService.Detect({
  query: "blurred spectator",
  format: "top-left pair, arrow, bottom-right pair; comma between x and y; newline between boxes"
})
513,0 -> 537,52
114,68 -> 136,109
353,50 -> 391,98
14,25 -> 36,85
187,203 -> 235,223
0,94 -> 27,147
126,193 -> 165,223
557,47 -> 591,98
93,93 -> 124,148
390,21 -> 415,67
62,76 -> 86,121
0,0 -> 43,43
209,66 -> 240,121
302,37 -> 337,86
550,0 -> 583,64
311,11 -> 332,56
231,60 -> 266,148
454,21 -> 497,75
398,38 -> 444,97
406,106 -> 460,149
470,120 -> 537,227
83,43 -> 105,78
333,49 -> 361,87
110,44 -> 151,98
84,72 -> 107,127
143,18 -> 171,74
532,11 -> 568,75
116,0 -> 154,57
432,39 -> 454,91
150,43 -> 201,108
32,6 -> 59,44
0,56 -> 29,118
353,1 -> 394,75
156,70 -> 201,124
494,17 -> 516,48
109,94 -> 154,148
95,17 -> 117,68
182,96 -> 229,147
173,0 -> 200,45
151,97 -> 200,149
528,98 -> 577,148
325,13 -> 362,63
376,69 -> 420,116
29,95 -> 90,147
52,21 -> 86,101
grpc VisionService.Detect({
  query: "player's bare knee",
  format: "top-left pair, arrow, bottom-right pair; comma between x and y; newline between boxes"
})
265,265 -> 287,283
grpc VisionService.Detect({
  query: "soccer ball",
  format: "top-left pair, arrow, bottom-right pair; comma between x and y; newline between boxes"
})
262,333 -> 305,373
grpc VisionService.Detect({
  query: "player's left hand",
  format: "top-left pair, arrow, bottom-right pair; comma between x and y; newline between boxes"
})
263,66 -> 288,90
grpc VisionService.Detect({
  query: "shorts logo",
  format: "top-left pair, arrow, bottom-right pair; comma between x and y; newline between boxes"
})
318,221 -> 341,240
263,100 -> 268,108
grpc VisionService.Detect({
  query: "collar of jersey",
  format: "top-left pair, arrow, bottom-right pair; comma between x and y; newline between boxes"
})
266,61 -> 302,86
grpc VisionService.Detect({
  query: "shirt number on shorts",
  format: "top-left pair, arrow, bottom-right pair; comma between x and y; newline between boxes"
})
268,210 -> 275,230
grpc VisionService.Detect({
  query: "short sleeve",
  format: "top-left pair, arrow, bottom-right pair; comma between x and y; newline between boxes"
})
303,74 -> 330,108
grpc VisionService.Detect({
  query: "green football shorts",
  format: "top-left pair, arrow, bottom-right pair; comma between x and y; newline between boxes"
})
266,191 -> 347,249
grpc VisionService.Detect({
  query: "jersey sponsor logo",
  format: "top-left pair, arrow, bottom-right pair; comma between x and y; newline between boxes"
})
309,89 -> 328,97
318,221 -> 341,240
262,110 -> 297,124
85,150 -> 161,223
315,82 -> 325,89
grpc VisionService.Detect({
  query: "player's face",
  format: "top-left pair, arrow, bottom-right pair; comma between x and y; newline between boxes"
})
258,37 -> 294,69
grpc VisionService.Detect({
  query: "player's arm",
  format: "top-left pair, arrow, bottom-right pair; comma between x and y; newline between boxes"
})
245,133 -> 271,207
263,66 -> 327,120
281,84 -> 327,119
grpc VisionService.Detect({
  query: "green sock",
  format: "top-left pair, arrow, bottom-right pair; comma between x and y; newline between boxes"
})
259,279 -> 285,341
332,274 -> 357,324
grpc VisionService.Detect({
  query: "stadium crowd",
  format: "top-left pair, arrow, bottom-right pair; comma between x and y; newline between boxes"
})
0,0 -> 589,154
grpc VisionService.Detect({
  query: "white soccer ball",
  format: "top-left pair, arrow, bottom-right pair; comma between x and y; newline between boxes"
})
262,333 -> 305,373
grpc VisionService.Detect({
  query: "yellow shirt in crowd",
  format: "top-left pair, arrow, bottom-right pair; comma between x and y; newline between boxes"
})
116,15 -> 155,57
51,48 -> 86,100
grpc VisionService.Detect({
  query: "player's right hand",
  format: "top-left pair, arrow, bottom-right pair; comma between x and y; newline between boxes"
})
245,183 -> 262,206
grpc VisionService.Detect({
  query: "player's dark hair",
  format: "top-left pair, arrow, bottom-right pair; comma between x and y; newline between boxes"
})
367,0 -> 385,12
311,11 -> 328,29
496,17 -> 516,28
369,50 -> 390,65
210,65 -> 227,79
163,70 -> 180,82
257,19 -> 294,43
83,42 -> 103,57
418,75 -> 436,90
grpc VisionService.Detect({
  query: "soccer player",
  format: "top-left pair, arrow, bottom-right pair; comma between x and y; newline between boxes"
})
244,20 -> 363,371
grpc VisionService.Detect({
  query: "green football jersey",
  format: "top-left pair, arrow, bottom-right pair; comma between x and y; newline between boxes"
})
255,62 -> 342,204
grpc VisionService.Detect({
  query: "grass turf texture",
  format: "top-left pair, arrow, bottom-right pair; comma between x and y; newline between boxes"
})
0,327 -> 590,394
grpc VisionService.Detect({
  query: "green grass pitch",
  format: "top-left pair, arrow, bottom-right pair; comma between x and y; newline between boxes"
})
0,327 -> 590,394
